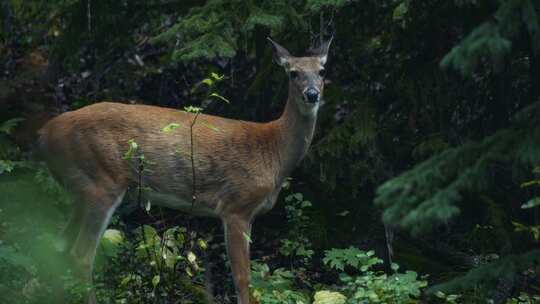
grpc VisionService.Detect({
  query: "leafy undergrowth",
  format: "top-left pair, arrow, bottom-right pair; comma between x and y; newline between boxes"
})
0,117 -> 538,304
93,189 -> 434,304
0,157 -> 431,304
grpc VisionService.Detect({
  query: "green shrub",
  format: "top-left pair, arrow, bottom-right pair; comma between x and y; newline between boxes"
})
322,247 -> 427,304
250,262 -> 310,304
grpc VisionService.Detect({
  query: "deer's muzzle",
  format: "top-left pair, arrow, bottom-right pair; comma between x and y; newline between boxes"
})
304,88 -> 320,104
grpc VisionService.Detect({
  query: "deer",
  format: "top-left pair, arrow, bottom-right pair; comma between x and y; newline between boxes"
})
38,37 -> 332,304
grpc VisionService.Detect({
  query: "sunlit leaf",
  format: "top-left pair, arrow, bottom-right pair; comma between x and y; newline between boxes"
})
197,238 -> 208,250
211,72 -> 224,80
243,232 -> 252,244
123,139 -> 139,160
187,251 -> 197,264
520,180 -> 540,188
152,275 -> 160,288
209,92 -> 230,103
313,290 -> 347,304
521,197 -> 540,209
145,200 -> 152,212
203,122 -> 220,131
184,106 -> 202,113
162,123 -> 181,133
337,210 -> 350,216
202,78 -> 213,86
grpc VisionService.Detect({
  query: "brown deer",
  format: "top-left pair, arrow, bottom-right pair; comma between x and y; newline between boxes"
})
39,38 -> 332,304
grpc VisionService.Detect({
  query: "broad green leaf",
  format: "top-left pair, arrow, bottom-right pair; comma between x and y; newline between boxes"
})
162,123 -> 181,133
99,229 -> 125,259
313,290 -> 347,304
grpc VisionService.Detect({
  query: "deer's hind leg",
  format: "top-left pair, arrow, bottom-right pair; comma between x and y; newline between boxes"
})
62,203 -> 84,253
66,175 -> 127,304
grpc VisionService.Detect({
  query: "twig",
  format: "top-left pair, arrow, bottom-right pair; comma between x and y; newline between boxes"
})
186,110 -> 201,246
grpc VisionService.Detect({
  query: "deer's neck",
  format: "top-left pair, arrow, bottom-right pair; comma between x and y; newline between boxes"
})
272,88 -> 318,182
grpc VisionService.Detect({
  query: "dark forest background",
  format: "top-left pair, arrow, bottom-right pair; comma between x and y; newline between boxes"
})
0,0 -> 539,303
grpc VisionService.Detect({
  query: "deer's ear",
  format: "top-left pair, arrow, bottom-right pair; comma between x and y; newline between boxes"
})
316,36 -> 333,65
267,37 -> 291,67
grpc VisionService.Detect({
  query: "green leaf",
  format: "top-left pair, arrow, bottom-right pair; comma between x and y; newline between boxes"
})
123,139 -> 139,160
100,229 -> 125,258
210,72 -> 224,81
152,275 -> 160,288
301,201 -> 312,208
392,1 -> 409,28
209,92 -> 230,104
197,238 -> 208,250
202,78 -> 213,86
0,160 -> 16,174
162,123 -> 181,133
243,232 -> 252,244
184,106 -> 202,113
521,180 -> 540,188
187,251 -> 197,264
203,122 -> 220,132
135,225 -> 160,249
0,118 -> 24,134
313,290 -> 347,304
521,197 -> 540,209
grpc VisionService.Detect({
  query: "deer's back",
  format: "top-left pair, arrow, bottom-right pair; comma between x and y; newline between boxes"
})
40,102 -> 282,217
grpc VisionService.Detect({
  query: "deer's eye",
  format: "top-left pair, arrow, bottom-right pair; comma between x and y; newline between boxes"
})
290,71 -> 299,79
319,69 -> 326,77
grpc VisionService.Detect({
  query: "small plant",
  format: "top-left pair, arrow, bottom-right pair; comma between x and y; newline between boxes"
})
96,225 -> 209,303
512,166 -> 540,242
0,118 -> 26,174
279,189 -> 315,265
313,290 -> 347,304
250,262 -> 310,304
505,292 -> 540,304
322,247 -> 428,304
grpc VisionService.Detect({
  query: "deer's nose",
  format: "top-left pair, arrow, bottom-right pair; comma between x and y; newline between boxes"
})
304,88 -> 320,103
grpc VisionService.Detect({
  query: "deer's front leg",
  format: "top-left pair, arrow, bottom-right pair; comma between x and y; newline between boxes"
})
223,214 -> 252,304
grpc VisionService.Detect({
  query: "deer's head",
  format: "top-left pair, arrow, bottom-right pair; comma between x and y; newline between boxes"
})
269,37 -> 333,116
